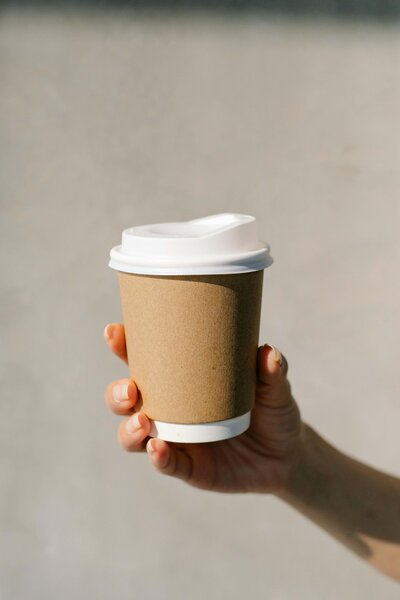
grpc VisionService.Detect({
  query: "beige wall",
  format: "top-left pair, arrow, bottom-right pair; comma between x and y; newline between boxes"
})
1,8 -> 399,599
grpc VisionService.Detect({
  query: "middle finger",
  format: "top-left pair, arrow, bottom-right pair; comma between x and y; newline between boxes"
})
105,378 -> 139,415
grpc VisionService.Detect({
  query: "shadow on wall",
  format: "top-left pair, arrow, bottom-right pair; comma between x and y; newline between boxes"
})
0,0 -> 399,20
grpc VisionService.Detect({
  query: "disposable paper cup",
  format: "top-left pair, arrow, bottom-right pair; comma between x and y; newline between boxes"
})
109,213 -> 273,443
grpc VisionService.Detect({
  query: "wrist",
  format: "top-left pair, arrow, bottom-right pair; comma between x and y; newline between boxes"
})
274,423 -> 331,502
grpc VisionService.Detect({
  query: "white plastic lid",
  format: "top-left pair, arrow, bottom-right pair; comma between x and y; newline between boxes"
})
109,213 -> 273,275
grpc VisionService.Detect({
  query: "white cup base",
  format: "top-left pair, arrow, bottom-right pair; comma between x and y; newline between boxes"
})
149,411 -> 251,443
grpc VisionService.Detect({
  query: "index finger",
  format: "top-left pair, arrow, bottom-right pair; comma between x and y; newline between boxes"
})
104,323 -> 128,364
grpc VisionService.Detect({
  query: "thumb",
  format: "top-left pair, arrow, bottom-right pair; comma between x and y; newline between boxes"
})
256,344 -> 290,407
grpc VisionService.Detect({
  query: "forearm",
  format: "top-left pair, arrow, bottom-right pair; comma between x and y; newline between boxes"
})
276,424 -> 400,581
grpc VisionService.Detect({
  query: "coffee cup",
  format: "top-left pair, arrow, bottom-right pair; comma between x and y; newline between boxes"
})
109,213 -> 272,443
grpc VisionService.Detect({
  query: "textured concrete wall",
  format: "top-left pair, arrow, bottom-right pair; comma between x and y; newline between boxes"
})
1,8 -> 399,599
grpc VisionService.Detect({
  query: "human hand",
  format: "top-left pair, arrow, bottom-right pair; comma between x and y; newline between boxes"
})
104,323 -> 304,494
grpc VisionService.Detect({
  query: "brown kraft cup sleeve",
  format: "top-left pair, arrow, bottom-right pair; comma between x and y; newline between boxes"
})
118,270 -> 264,424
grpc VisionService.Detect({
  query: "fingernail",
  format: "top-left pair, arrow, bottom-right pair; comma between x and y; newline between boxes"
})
104,324 -> 114,342
147,438 -> 156,454
264,344 -> 283,365
126,413 -> 142,434
113,382 -> 131,403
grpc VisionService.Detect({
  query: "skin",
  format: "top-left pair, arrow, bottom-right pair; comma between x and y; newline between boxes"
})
104,323 -> 400,582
